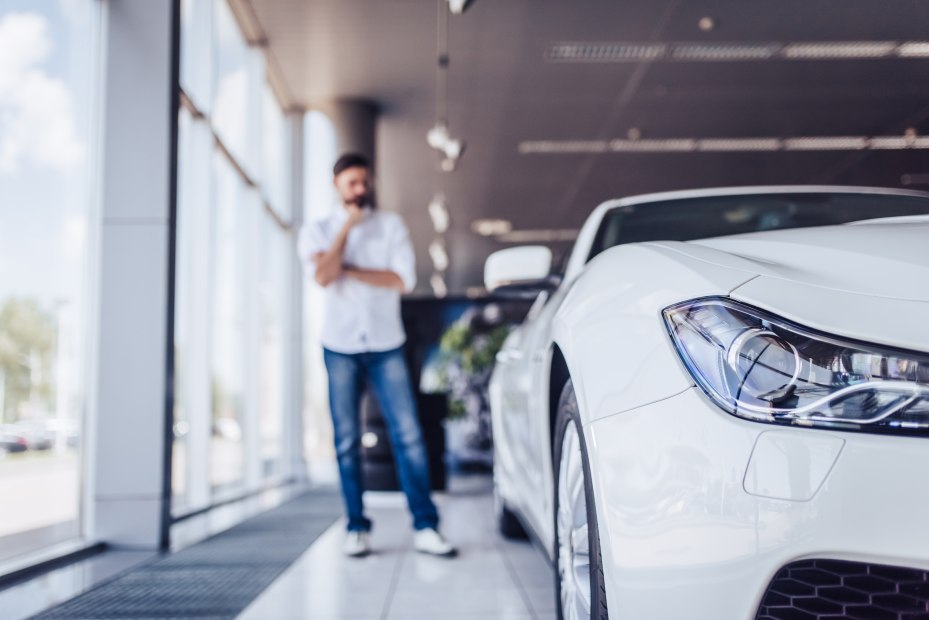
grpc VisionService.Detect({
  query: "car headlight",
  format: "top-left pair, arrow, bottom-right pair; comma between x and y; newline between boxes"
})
663,297 -> 929,434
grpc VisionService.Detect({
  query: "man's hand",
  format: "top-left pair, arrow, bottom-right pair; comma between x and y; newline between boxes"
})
312,206 -> 366,287
345,204 -> 366,228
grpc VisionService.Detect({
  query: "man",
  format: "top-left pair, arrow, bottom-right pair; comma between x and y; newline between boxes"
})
299,153 -> 456,558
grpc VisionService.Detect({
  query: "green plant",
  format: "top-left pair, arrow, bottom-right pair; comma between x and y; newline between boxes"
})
435,322 -> 511,419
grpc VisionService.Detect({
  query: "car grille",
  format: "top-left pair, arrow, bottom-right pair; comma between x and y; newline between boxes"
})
756,559 -> 929,620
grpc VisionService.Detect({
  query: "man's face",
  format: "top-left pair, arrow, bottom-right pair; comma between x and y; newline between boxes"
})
334,166 -> 371,207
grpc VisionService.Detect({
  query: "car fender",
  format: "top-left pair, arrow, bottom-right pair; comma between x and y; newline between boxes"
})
550,242 -> 760,427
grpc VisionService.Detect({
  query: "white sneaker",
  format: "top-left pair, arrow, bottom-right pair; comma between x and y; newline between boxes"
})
413,528 -> 457,557
343,530 -> 371,557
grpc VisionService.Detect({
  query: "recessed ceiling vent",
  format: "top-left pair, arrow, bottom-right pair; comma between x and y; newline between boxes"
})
548,43 -> 666,62
520,135 -> 929,154
548,40 -> 929,62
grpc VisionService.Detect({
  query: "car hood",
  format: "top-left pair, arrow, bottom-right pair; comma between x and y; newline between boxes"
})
648,216 -> 929,351
684,215 -> 929,303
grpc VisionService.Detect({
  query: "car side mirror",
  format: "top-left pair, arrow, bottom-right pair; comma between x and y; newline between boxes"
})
484,246 -> 558,297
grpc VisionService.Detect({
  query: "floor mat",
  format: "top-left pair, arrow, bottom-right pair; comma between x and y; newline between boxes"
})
31,488 -> 342,620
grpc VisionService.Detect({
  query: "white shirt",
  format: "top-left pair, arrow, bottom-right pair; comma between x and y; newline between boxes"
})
298,207 -> 417,354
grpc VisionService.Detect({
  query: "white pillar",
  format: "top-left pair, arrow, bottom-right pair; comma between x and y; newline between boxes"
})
90,0 -> 177,549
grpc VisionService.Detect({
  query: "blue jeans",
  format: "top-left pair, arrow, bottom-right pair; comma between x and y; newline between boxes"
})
323,346 -> 439,532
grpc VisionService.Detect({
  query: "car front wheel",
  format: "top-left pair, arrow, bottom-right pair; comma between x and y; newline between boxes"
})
553,379 -> 609,620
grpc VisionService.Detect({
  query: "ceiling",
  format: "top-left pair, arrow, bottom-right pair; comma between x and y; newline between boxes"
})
246,0 -> 929,293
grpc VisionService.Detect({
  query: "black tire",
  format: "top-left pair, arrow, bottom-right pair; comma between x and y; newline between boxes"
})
552,379 -> 609,620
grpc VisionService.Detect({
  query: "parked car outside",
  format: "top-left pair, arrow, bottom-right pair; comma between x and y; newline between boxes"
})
0,426 -> 29,454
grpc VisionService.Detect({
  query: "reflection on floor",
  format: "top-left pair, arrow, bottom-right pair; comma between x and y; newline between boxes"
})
238,476 -> 557,620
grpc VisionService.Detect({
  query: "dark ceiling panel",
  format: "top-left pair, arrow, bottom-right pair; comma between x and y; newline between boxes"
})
249,0 -> 929,291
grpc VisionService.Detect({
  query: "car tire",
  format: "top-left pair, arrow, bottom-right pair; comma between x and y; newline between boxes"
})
553,379 -> 609,620
494,481 -> 528,539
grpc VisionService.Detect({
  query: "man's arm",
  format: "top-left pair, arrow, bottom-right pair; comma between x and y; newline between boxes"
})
342,267 -> 405,291
312,206 -> 364,286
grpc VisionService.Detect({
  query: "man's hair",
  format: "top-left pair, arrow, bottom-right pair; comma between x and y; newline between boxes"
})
333,153 -> 371,177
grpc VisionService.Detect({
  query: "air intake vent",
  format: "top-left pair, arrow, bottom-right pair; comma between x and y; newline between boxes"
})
756,559 -> 929,620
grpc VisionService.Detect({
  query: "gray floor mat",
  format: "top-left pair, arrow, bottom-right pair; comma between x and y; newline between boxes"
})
31,489 -> 342,619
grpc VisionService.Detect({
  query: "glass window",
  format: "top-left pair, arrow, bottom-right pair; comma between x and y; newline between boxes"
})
180,0 -> 212,113
0,0 -> 97,562
259,217 -> 288,476
261,85 -> 289,219
176,0 -> 297,508
172,106 -> 214,514
212,0 -> 261,179
210,150 -> 247,492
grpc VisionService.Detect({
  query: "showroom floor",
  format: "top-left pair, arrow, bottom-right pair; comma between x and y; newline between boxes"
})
237,476 -> 557,620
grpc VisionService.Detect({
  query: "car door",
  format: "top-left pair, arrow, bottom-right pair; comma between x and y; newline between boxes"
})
492,292 -> 548,498
521,283 -> 572,534
493,284 -> 570,536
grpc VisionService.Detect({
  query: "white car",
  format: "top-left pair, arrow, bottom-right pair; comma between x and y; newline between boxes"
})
485,186 -> 929,620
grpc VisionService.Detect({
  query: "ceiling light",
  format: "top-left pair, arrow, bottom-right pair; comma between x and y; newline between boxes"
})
496,229 -> 579,243
781,42 -> 897,59
447,0 -> 475,15
427,123 -> 451,150
870,137 -> 910,150
443,138 -> 465,161
697,138 -> 781,152
427,122 -> 465,167
548,43 -> 666,62
472,219 -> 513,237
610,138 -> 697,152
783,136 -> 868,150
518,140 -> 608,154
698,17 -> 715,32
672,43 -> 777,61
430,274 -> 448,298
521,135 -> 929,155
897,42 -> 929,57
428,239 -> 449,272
548,40 -> 929,63
428,193 -> 450,233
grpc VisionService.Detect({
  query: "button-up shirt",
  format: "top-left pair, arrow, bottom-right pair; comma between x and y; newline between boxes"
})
298,207 -> 417,354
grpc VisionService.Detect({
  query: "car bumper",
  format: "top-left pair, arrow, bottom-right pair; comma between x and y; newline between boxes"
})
586,387 -> 929,619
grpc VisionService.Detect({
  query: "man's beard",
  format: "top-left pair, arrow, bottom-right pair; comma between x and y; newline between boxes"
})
347,193 -> 373,208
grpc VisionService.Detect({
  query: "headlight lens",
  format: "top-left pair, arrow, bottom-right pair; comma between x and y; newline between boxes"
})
663,297 -> 929,433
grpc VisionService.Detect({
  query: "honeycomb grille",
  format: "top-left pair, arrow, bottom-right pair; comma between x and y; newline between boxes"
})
756,559 -> 929,620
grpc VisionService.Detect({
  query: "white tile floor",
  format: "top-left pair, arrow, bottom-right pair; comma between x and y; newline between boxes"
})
238,476 -> 557,620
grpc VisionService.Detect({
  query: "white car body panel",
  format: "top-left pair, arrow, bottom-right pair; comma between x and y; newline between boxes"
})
588,388 -> 929,618
488,185 -> 929,618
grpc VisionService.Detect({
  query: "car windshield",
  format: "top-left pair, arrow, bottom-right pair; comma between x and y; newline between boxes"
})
588,192 -> 929,262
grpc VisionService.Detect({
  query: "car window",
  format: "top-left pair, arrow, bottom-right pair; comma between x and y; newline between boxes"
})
587,193 -> 929,263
